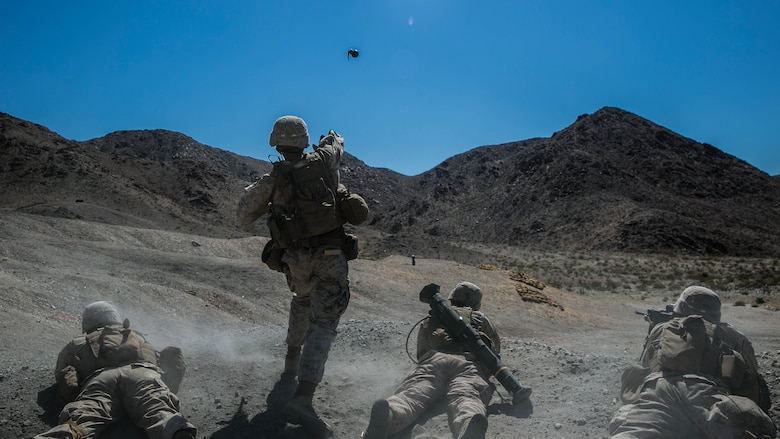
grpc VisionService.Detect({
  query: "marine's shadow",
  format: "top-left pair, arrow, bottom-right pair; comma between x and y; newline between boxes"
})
210,374 -> 319,439
37,383 -> 63,426
488,397 -> 534,418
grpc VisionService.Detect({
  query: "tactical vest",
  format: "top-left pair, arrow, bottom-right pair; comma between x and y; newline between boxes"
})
85,323 -> 158,369
426,307 -> 496,354
267,153 -> 343,248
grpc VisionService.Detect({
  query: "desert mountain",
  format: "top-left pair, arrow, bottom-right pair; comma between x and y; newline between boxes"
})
2,109 -> 780,438
2,107 -> 779,259
371,108 -> 780,257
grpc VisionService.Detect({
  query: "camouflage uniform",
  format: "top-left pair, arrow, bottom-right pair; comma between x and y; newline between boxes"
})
282,239 -> 350,382
237,134 -> 349,385
35,302 -> 195,439
366,283 -> 499,439
609,373 -> 776,439
609,287 -> 776,439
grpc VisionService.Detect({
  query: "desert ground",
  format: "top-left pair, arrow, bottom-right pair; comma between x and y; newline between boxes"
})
1,209 -> 778,438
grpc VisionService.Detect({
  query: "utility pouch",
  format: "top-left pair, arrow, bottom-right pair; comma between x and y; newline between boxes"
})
267,216 -> 289,248
262,239 -> 285,272
720,351 -> 747,389
339,192 -> 369,225
343,233 -> 359,261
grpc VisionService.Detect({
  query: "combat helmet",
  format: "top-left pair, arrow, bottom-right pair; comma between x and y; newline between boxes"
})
269,115 -> 309,150
448,282 -> 483,311
673,286 -> 721,323
82,301 -> 121,333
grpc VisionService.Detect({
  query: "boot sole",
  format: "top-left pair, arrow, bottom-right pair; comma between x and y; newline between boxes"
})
363,399 -> 390,439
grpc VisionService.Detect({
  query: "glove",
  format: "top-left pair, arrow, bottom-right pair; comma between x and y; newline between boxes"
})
318,130 -> 344,148
57,365 -> 80,402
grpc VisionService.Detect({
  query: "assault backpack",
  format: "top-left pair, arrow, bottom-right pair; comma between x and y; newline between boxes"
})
267,154 -> 342,248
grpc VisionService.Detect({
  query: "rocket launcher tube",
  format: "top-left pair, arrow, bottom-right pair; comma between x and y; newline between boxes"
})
419,283 -> 531,405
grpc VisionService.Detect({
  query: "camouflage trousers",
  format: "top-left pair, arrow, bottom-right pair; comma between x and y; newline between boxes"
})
384,351 -> 492,436
609,373 -> 777,439
35,363 -> 195,439
283,244 -> 350,384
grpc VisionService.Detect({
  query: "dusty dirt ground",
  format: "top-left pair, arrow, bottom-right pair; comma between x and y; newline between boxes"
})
1,209 -> 778,438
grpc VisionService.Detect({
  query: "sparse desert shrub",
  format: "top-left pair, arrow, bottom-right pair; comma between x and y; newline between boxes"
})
734,300 -> 746,307
755,297 -> 766,305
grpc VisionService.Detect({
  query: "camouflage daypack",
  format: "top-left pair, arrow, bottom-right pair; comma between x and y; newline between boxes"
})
621,316 -> 760,405
86,321 -> 157,368
654,315 -> 707,373
268,154 -> 342,248
652,316 -> 750,392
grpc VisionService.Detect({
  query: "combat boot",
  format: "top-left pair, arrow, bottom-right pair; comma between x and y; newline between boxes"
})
282,395 -> 334,438
458,413 -> 487,439
363,399 -> 389,439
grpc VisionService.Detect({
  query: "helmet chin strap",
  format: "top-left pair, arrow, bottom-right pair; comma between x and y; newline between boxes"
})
277,148 -> 304,161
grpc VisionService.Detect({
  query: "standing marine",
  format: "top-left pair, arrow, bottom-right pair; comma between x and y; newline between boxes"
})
237,115 -> 362,437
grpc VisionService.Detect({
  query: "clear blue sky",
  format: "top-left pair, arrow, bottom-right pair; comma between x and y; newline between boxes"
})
2,1 -> 778,176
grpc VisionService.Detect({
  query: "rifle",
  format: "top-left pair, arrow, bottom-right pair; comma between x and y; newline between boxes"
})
635,304 -> 675,333
419,283 -> 532,405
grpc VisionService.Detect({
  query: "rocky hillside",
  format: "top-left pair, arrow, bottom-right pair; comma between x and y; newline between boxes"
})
2,108 -> 780,259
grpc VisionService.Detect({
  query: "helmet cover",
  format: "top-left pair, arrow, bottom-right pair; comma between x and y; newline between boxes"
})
673,286 -> 721,322
269,115 -> 309,149
82,301 -> 121,333
448,282 -> 483,311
